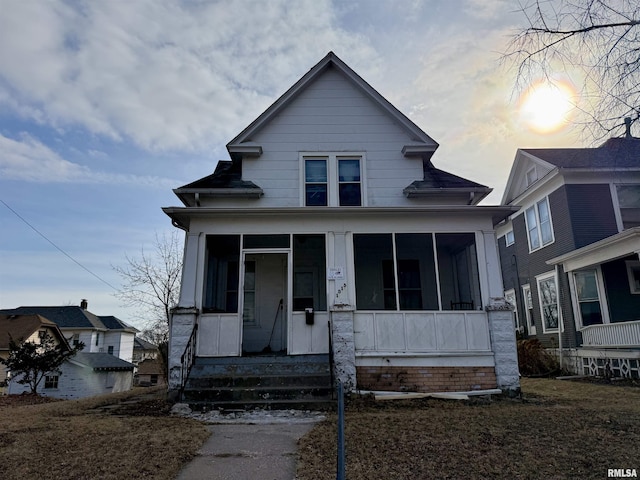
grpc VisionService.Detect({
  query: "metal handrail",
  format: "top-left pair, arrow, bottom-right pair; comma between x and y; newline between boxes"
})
179,323 -> 198,400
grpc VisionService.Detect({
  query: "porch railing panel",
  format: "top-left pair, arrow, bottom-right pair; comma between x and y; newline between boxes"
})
353,311 -> 491,353
197,313 -> 241,356
581,320 -> 640,348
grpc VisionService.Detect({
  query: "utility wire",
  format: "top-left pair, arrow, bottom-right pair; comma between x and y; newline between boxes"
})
0,198 -> 118,291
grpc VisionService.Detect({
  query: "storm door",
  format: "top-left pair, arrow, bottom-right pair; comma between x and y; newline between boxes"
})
241,252 -> 288,354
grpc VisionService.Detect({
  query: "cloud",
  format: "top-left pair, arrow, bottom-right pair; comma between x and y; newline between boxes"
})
0,0 -> 376,152
0,132 -> 174,186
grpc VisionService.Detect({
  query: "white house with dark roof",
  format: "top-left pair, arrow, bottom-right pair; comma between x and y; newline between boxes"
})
497,136 -> 640,378
0,300 -> 138,363
164,52 -> 519,407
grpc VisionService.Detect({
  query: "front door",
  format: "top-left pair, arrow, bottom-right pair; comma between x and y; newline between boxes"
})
241,253 -> 288,354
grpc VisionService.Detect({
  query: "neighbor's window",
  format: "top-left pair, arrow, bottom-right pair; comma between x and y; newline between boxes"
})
353,233 -> 479,311
616,185 -> 640,229
44,375 -> 59,389
72,334 -> 80,346
526,167 -> 537,186
537,272 -> 559,332
525,197 -> 554,251
107,345 -> 114,355
574,270 -> 603,327
626,260 -> 640,294
522,284 -> 536,335
203,235 -> 241,313
303,153 -> 363,207
505,230 -> 515,246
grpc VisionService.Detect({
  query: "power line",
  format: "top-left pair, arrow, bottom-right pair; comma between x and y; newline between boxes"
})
0,198 -> 118,291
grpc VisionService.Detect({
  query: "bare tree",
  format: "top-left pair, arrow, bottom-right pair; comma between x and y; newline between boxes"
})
505,0 -> 640,138
114,231 -> 183,342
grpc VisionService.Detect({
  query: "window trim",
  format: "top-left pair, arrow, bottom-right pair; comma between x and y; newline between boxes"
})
524,196 -> 554,252
570,267 -> 609,329
300,152 -> 366,207
522,284 -> 536,335
504,288 -> 521,333
626,260 -> 640,294
505,230 -> 515,247
536,271 -> 560,333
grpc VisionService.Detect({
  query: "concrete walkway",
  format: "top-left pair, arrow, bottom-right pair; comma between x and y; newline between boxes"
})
174,411 -> 322,480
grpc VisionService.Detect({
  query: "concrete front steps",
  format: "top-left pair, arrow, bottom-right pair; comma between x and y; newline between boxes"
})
182,354 -> 335,411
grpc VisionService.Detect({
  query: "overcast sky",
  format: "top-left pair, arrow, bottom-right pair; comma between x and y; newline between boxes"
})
0,0 -> 585,328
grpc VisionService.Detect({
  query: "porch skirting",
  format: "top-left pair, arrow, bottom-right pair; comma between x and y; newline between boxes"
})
356,366 -> 497,393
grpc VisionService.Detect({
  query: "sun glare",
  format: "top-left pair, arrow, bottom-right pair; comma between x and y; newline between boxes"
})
519,80 -> 576,134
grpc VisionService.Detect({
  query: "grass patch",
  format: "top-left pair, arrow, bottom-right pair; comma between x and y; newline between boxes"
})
298,378 -> 640,480
0,387 -> 209,480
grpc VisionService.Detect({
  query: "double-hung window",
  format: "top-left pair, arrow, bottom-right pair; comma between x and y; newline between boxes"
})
536,272 -> 559,332
525,197 -> 553,251
303,153 -> 363,206
573,270 -> 604,327
616,185 -> 640,229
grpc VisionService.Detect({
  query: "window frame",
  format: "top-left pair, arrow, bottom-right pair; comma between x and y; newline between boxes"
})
524,197 -> 554,252
625,260 -> 640,294
301,152 -> 366,207
504,288 -> 521,333
44,374 -> 59,389
536,271 -> 560,333
522,284 -> 536,335
570,268 -> 609,329
504,230 -> 515,247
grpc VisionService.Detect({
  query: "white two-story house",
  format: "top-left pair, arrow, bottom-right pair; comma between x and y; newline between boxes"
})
164,52 -> 519,404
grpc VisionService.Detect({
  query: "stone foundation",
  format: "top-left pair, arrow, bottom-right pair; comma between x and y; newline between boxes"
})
356,366 -> 497,392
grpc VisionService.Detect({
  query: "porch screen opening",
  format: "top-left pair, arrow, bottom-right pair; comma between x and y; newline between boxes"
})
354,233 -> 481,311
436,233 -> 482,310
203,235 -> 240,313
293,234 -> 327,311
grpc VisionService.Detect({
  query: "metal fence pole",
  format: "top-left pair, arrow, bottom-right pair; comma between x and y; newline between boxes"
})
336,380 -> 345,480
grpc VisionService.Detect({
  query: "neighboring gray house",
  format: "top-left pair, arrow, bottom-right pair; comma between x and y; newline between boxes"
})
163,52 -> 519,407
0,300 -> 138,363
497,136 -> 640,378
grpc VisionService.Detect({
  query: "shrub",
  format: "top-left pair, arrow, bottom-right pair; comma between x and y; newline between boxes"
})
517,338 -> 559,376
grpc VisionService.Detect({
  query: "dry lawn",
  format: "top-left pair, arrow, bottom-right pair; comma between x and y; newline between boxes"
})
298,378 -> 640,480
0,387 -> 209,480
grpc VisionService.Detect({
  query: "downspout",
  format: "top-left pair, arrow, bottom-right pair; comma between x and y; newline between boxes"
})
555,264 -> 564,371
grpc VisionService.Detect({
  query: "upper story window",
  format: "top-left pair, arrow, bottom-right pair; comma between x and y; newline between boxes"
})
616,185 -> 640,229
525,197 -> 554,251
303,153 -> 363,206
526,167 -> 537,186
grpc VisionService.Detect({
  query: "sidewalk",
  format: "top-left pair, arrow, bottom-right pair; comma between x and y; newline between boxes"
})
173,408 -> 325,480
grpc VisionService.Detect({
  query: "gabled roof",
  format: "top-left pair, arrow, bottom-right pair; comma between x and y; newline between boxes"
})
0,307 -> 138,333
502,136 -> 640,205
226,51 -> 438,157
71,352 -> 134,371
522,137 -> 640,169
0,314 -> 70,351
134,337 -> 158,351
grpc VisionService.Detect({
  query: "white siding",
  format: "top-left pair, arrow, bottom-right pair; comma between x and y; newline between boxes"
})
7,362 -> 133,399
243,69 -> 424,207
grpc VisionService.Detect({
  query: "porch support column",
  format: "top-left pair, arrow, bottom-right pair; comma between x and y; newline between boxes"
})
331,307 -> 356,393
486,298 -> 520,396
178,232 -> 201,308
167,307 -> 198,398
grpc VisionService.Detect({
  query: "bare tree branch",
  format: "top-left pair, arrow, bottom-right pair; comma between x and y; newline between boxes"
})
504,0 -> 640,138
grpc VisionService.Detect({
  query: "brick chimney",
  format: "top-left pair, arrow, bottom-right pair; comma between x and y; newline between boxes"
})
80,299 -> 88,310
